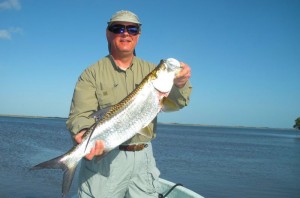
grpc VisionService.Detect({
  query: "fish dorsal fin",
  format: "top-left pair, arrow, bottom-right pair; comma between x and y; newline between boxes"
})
89,106 -> 111,121
137,126 -> 153,139
161,97 -> 179,112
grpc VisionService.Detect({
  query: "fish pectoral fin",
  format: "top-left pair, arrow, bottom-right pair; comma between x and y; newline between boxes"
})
161,97 -> 180,112
137,126 -> 153,139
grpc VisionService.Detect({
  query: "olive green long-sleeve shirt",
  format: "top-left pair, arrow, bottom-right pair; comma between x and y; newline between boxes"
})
66,55 -> 192,143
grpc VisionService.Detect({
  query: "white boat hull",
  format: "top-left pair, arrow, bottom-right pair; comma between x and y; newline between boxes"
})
158,178 -> 204,198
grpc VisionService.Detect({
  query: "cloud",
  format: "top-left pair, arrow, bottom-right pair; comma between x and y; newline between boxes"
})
0,0 -> 21,10
0,27 -> 23,40
0,29 -> 11,39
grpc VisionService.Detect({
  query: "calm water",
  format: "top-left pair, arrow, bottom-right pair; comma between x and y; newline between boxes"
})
0,116 -> 299,198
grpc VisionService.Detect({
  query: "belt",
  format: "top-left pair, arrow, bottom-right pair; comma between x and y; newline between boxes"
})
119,143 -> 148,151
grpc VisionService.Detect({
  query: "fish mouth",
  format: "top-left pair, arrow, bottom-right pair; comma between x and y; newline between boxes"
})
155,87 -> 170,95
152,83 -> 172,97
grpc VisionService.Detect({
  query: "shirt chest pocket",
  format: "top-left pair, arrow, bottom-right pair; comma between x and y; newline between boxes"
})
96,85 -> 119,109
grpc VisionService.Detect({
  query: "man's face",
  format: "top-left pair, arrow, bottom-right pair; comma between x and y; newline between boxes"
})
106,22 -> 140,56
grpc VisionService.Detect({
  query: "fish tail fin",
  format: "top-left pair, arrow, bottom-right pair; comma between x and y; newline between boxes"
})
62,164 -> 77,198
31,154 -> 79,198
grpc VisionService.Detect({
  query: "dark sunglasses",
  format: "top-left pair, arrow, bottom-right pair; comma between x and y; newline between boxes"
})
108,24 -> 140,35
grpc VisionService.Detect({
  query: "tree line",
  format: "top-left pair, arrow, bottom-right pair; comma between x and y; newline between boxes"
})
294,117 -> 300,130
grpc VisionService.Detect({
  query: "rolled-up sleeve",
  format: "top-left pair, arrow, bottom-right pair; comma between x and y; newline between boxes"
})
167,80 -> 192,110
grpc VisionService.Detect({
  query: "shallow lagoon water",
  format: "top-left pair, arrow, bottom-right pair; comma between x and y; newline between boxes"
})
0,116 -> 299,198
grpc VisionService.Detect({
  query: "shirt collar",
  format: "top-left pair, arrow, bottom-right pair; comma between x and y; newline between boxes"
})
108,55 -> 136,72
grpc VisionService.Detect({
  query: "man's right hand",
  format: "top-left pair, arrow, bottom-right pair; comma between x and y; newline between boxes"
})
74,130 -> 105,160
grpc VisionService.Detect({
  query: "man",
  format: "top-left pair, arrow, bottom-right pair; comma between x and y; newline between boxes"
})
66,10 -> 192,198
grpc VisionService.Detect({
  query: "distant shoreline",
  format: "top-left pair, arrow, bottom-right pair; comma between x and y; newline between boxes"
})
0,114 -> 295,130
0,114 -> 66,120
158,122 -> 295,131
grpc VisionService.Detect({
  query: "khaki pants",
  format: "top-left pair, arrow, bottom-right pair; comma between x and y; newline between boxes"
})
78,143 -> 161,198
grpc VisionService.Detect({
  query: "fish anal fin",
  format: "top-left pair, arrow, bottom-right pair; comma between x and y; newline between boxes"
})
84,122 -> 97,152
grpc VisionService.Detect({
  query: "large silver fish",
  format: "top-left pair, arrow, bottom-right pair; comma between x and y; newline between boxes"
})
31,58 -> 182,197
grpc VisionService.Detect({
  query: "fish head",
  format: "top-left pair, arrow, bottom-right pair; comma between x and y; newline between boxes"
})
151,58 -> 182,94
164,58 -> 182,74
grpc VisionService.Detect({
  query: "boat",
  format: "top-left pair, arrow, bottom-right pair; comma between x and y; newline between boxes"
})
72,178 -> 204,198
157,178 -> 204,198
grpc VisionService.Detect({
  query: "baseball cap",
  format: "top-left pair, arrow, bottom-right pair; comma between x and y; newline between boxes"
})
108,10 -> 142,25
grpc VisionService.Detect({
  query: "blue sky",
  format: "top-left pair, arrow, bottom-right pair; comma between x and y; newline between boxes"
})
1,0 -> 299,128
